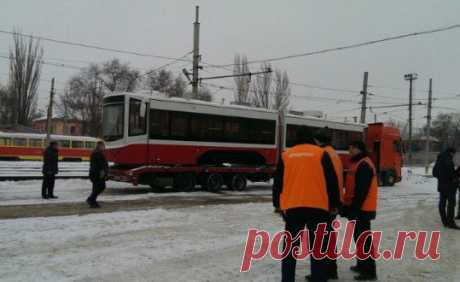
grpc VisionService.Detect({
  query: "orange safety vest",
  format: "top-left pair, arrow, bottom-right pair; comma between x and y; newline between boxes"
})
344,157 -> 378,212
280,144 -> 329,212
324,145 -> 344,203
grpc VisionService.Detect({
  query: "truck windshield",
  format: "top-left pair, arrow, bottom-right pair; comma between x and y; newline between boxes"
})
103,103 -> 124,141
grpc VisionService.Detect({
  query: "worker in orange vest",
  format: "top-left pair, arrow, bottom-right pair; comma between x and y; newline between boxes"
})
302,129 -> 344,281
342,140 -> 378,281
273,128 -> 340,282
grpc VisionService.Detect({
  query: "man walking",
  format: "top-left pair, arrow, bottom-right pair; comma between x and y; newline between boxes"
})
273,128 -> 340,282
433,147 -> 459,229
87,141 -> 108,208
342,141 -> 378,281
42,141 -> 59,199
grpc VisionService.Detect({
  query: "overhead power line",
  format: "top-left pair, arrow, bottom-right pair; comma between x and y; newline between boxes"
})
0,29 -> 194,63
215,23 -> 460,67
0,54 -> 83,70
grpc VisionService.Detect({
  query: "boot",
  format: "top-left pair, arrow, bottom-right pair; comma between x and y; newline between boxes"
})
305,273 -> 338,281
350,265 -> 362,273
455,214 -> 460,220
446,222 -> 460,230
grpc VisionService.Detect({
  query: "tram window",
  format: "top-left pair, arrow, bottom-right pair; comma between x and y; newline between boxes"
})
85,141 -> 96,149
58,140 -> 70,148
206,118 -> 223,141
331,129 -> 351,150
170,112 -> 189,138
190,114 -> 206,141
286,124 -> 315,147
29,139 -> 43,148
12,138 -> 27,147
150,110 -> 170,138
72,140 -> 84,148
129,99 -> 147,136
224,118 -> 240,142
251,119 -> 276,144
0,137 -> 10,146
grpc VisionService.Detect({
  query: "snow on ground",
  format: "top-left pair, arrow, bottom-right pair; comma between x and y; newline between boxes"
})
0,179 -> 271,206
0,168 -> 459,281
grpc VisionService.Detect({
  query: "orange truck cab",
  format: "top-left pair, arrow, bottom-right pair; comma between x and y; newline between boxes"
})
364,123 -> 402,186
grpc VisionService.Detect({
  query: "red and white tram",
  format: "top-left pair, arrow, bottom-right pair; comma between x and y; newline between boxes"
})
103,92 -> 402,191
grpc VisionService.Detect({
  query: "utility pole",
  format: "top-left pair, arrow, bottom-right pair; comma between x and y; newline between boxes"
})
425,78 -> 433,175
374,113 -> 377,123
360,71 -> 369,124
45,78 -> 55,145
191,5 -> 200,99
404,73 -> 418,164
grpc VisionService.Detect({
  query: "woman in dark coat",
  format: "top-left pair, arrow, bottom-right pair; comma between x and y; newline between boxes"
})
86,141 -> 108,208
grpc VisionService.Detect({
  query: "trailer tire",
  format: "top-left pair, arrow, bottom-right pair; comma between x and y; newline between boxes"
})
228,174 -> 247,191
203,173 -> 223,192
173,173 -> 196,192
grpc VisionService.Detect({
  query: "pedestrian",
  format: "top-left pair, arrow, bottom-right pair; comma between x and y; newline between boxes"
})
87,141 -> 108,208
303,129 -> 344,281
432,147 -> 459,229
273,128 -> 340,282
342,140 -> 378,281
42,140 -> 59,199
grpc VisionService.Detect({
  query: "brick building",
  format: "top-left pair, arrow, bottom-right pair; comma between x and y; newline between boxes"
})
33,117 -> 84,136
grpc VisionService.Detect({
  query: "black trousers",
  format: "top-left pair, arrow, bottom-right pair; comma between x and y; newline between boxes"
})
41,174 -> 56,198
325,215 -> 338,277
88,180 -> 106,203
457,187 -> 460,216
353,219 -> 376,276
439,191 -> 456,225
282,208 -> 329,282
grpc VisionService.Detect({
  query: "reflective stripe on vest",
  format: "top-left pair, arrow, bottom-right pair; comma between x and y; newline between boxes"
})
324,145 -> 344,203
344,157 -> 378,212
280,144 -> 329,212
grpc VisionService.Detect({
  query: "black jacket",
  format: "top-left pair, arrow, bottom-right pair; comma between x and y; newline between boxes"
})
42,146 -> 59,175
345,152 -> 376,221
89,149 -> 108,182
272,149 -> 341,212
434,150 -> 457,194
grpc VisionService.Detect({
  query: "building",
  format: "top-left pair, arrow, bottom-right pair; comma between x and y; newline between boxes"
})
33,117 -> 83,136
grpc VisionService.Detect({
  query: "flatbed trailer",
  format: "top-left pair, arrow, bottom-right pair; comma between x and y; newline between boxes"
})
108,164 -> 276,192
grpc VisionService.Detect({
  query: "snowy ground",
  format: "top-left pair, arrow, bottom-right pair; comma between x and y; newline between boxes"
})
0,168 -> 459,281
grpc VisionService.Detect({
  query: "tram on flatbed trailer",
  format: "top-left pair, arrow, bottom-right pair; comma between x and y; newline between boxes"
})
103,92 -> 402,191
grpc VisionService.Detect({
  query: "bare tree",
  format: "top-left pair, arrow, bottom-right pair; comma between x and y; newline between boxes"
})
186,86 -> 213,102
0,84 -> 13,124
9,29 -> 43,126
272,69 -> 290,111
251,63 -> 272,109
59,64 -> 104,136
233,54 -> 250,105
168,76 -> 188,98
145,69 -> 173,94
101,59 -> 140,92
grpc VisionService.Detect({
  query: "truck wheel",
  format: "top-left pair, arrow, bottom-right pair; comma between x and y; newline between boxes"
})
173,173 -> 196,192
384,171 -> 395,187
204,173 -> 223,192
229,174 -> 247,191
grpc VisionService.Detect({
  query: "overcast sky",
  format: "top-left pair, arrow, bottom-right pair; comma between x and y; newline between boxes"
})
1,0 -> 460,128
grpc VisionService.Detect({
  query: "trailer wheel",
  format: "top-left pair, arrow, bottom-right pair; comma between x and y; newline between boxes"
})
173,173 -> 196,192
228,174 -> 247,191
203,173 -> 223,192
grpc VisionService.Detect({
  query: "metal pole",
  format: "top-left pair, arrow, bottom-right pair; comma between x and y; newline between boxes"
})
425,79 -> 433,174
408,77 -> 413,164
192,5 -> 200,99
45,78 -> 55,145
360,71 -> 368,124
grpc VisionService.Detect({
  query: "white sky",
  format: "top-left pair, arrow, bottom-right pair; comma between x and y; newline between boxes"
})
1,0 -> 460,128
